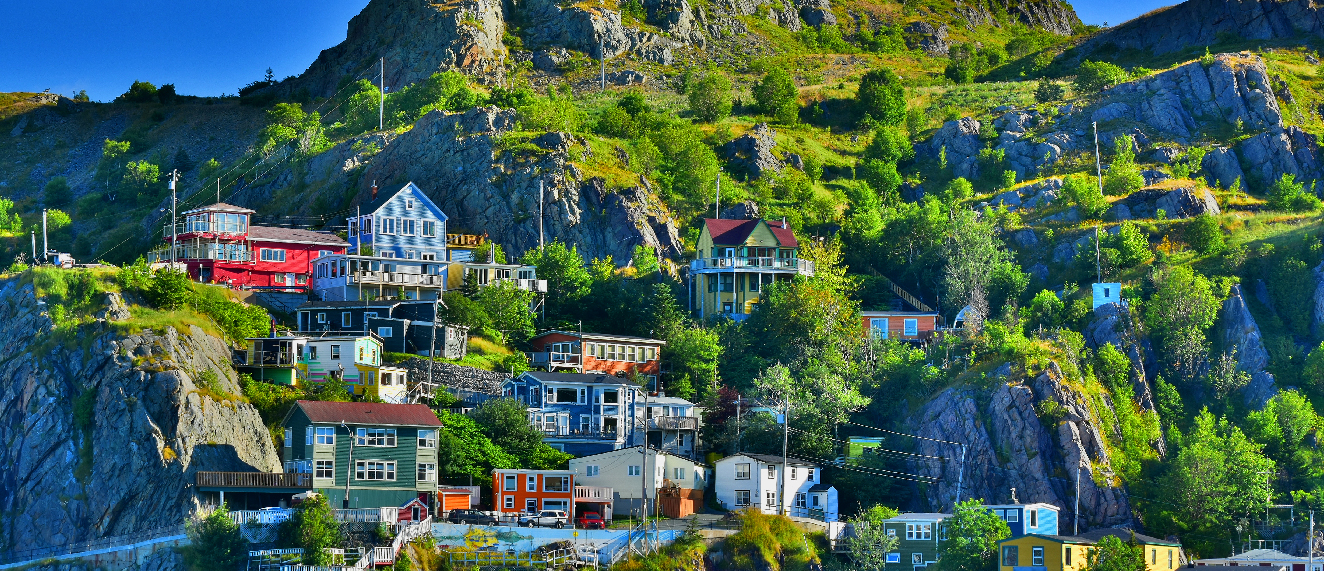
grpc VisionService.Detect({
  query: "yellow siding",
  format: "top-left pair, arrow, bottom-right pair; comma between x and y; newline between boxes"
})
744,222 -> 779,247
998,536 -> 1092,571
696,225 -> 714,257
1143,547 -> 1180,571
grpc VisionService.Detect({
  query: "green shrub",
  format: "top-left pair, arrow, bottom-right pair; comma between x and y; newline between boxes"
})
856,68 -> 906,127
687,72 -> 733,122
44,177 -> 72,207
1103,136 -> 1145,196
1074,60 -> 1128,93
122,80 -> 158,103
184,504 -> 247,571
148,269 -> 194,310
1034,80 -> 1065,103
1062,173 -> 1107,219
752,67 -> 798,122
1267,173 -> 1322,212
863,127 -> 913,164
1111,221 -> 1151,266
1186,213 -> 1225,254
518,89 -> 585,133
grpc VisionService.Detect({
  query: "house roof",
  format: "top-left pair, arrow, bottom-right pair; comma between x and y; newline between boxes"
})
182,202 -> 255,215
999,534 -> 1095,545
984,503 -> 1061,512
885,512 -> 951,522
861,310 -> 941,317
647,396 -> 696,406
295,400 -> 441,427
518,371 -> 644,387
703,218 -> 799,248
1079,528 -> 1180,547
1222,550 -> 1305,562
534,330 -> 666,345
249,225 -> 348,246
569,445 -> 705,466
722,453 -> 820,468
808,483 -> 834,492
356,182 -> 448,221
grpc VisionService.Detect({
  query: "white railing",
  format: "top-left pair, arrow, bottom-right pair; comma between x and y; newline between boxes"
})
229,509 -> 293,525
690,257 -> 814,274
334,507 -> 396,523
349,272 -> 444,286
575,485 -> 613,501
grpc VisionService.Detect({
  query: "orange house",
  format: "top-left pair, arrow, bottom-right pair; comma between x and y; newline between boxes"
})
861,311 -> 941,342
492,469 -> 577,517
525,331 -> 665,385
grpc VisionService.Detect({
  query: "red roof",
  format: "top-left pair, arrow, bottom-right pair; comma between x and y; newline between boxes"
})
296,400 -> 441,426
249,226 -> 348,247
704,218 -> 798,248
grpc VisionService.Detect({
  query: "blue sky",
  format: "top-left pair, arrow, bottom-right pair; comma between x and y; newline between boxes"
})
0,0 -> 1162,100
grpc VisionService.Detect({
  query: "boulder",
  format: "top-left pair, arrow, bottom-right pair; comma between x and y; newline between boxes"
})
533,47 -> 570,72
643,0 -> 702,43
784,152 -> 805,171
1314,260 -> 1324,338
1085,303 -> 1159,415
1141,169 -> 1170,185
720,200 -> 761,220
1221,284 -> 1276,408
1042,206 -> 1079,223
992,190 -> 1023,208
904,21 -> 950,56
1052,234 -> 1094,263
1028,263 -> 1050,283
96,292 -> 132,321
994,110 -> 1034,134
920,118 -> 982,180
1092,102 -> 1131,123
1149,147 -> 1182,164
533,131 -> 575,151
1202,146 -> 1246,189
1107,203 -> 1133,221
606,70 -> 647,85
1012,228 -> 1039,248
901,181 -> 925,202
1237,126 -> 1324,192
797,0 -> 837,27
999,138 -> 1064,180
1154,186 -> 1220,218
1022,178 -> 1063,208
724,123 -> 783,180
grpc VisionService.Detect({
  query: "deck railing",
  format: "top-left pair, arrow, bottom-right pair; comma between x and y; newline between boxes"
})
574,485 -> 614,501
648,417 -> 699,431
689,257 -> 814,274
196,471 -> 311,489
349,271 -> 444,286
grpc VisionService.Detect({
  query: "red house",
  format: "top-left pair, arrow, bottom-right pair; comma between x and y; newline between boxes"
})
861,310 -> 941,342
525,330 -> 665,386
155,203 -> 348,289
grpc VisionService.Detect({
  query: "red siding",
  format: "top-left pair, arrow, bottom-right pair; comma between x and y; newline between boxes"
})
529,332 -> 663,376
182,240 -> 345,288
860,313 -> 940,341
492,470 -> 576,516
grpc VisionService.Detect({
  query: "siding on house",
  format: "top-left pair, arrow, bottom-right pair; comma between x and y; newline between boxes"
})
997,535 -> 1095,571
568,447 -> 708,517
347,182 -> 449,261
860,311 -> 940,342
491,469 -> 577,516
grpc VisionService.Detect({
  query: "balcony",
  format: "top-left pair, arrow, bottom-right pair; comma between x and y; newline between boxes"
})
648,417 -> 699,431
690,257 -> 814,275
575,486 -> 614,503
527,351 -> 582,368
163,222 -> 249,239
538,426 -> 622,440
349,271 -> 445,286
196,471 -> 312,489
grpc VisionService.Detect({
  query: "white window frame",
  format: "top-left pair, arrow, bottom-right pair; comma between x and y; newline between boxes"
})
795,493 -> 806,508
284,428 -> 292,447
417,463 -> 436,483
422,220 -> 437,237
355,428 -> 397,447
341,312 -> 352,327
503,474 -> 516,491
527,475 -> 537,492
735,490 -> 751,506
764,491 -> 776,507
586,465 -> 600,477
330,344 -> 341,359
418,429 -> 437,448
504,495 -> 515,509
259,248 -> 286,262
1029,508 -> 1038,528
767,465 -> 776,479
1032,547 -> 1045,566
406,198 -> 415,210
355,460 -> 396,481
314,460 -> 335,479
912,554 -> 924,565
735,463 -> 750,480
305,426 -> 313,445
904,318 -> 919,337
315,426 -> 335,445
871,318 -> 888,339
317,312 -> 327,324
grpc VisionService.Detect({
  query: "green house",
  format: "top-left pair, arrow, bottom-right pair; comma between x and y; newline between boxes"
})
883,512 -> 951,569
282,400 -> 442,510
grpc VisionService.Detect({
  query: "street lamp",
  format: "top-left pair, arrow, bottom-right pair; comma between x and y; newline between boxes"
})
341,421 -> 354,510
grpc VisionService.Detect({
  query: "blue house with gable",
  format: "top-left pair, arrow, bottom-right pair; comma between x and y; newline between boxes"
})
501,371 -> 651,457
348,182 -> 449,261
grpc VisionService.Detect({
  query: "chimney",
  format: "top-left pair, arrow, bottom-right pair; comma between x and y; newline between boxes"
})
781,216 -> 786,227
371,180 -> 378,200
488,241 -> 496,263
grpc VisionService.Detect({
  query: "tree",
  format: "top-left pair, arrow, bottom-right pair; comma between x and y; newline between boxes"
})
279,495 -> 341,565
1034,80 -> 1065,103
937,499 -> 1011,571
435,410 -> 519,480
45,209 -> 72,230
1103,136 -> 1145,196
1062,173 -> 1107,219
1112,221 -> 1150,267
475,279 -> 536,343
1021,289 -> 1065,331
644,283 -> 686,341
44,177 -> 72,206
1074,61 -> 1128,93
753,67 -> 799,123
1158,410 -> 1273,532
1186,213 -> 1224,254
523,241 -> 592,323
469,398 -> 572,470
439,291 -> 492,332
862,159 -> 903,205
185,504 -> 247,571
1084,534 -> 1146,571
663,327 -> 722,400
149,268 -> 193,310
631,245 -> 660,275
847,507 -> 901,571
123,80 -> 158,103
863,127 -> 914,164
856,68 -> 906,127
1145,266 -> 1220,380
688,72 -> 733,122
158,83 -> 178,104
943,209 -> 1009,329
1267,173 -> 1322,212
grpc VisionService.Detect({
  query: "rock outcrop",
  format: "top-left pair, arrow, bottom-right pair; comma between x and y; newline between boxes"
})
1077,0 -> 1324,59
1085,303 -> 1159,418
904,22 -> 950,56
0,279 -> 280,555
1238,126 -> 1324,190
918,118 -> 983,180
1221,284 -> 1278,408
725,123 -> 784,180
1112,187 -> 1220,219
908,363 -> 1133,526
520,0 -> 681,64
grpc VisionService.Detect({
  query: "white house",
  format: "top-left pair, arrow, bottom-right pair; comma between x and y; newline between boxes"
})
713,453 -> 838,522
568,446 -> 708,519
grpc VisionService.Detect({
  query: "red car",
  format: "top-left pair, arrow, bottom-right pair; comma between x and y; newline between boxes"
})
576,512 -> 606,529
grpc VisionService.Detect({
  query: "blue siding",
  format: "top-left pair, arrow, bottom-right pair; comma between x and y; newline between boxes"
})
349,183 -> 449,259
1035,508 -> 1058,535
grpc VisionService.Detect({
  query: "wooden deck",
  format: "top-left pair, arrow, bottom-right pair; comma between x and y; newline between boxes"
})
196,471 -> 311,489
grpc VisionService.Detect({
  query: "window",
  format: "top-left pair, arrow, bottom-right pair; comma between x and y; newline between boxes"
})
735,490 -> 751,506
422,220 -> 438,237
1029,509 -> 1037,528
1002,546 -> 1019,567
417,463 -> 436,483
795,493 -> 806,508
544,476 -> 570,492
790,467 -> 797,480
306,426 -> 313,445
421,252 -> 436,261
355,460 -> 395,481
646,347 -> 656,361
527,475 -> 537,491
315,460 -> 335,479
504,475 -> 516,491
1005,509 -> 1018,522
674,468 -> 686,480
906,523 -> 932,540
342,312 -> 352,327
767,465 -> 776,479
765,491 -> 776,507
525,499 -> 538,513
887,553 -> 900,563
283,428 -> 292,447
1066,547 -> 1072,566
1152,550 -> 1157,565
259,248 -> 286,262
807,468 -> 815,482
904,318 -> 919,337
378,327 -> 393,337
912,554 -> 923,565
1032,547 -> 1045,566
402,220 -> 416,236
504,496 -> 515,509
309,345 -> 318,360
405,198 -> 415,210
812,494 -> 820,507
735,463 -> 750,479
628,346 -> 636,362
586,465 -> 600,476
315,427 -> 335,445
331,345 -> 341,359
317,312 -> 327,324
356,428 -> 397,447
886,528 -> 896,537
1168,550 -> 1173,569
418,429 -> 436,448
870,318 -> 889,339
629,465 -> 641,476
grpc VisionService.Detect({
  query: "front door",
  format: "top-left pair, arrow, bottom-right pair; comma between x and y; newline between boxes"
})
286,273 -> 295,287
411,506 -> 421,521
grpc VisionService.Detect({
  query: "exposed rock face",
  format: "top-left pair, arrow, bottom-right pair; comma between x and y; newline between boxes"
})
1077,0 -> 1324,58
521,0 -> 681,64
904,22 -> 950,56
908,363 -> 1133,526
1313,261 -> 1324,338
796,0 -> 837,27
721,200 -> 762,220
1085,303 -> 1158,417
352,106 -> 683,262
918,118 -> 982,179
1238,126 -> 1324,189
0,279 -> 280,554
1221,284 -> 1278,408
283,0 -> 507,97
725,123 -> 784,180
644,0 -> 704,45
1114,187 -> 1220,219
1003,0 -> 1080,35
1203,146 -> 1246,189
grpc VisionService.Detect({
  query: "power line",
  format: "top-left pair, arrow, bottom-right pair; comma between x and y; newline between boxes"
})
844,420 -> 966,448
787,427 -> 952,461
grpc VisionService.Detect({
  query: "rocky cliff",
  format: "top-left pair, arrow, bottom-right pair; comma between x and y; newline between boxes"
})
1077,0 -> 1324,59
908,362 -> 1134,528
0,278 -> 279,554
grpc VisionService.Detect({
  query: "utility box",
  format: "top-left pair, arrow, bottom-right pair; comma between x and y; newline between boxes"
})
1092,282 -> 1123,309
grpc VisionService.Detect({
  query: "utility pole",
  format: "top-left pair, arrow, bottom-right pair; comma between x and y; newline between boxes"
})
736,396 -> 742,452
1074,460 -> 1082,535
41,210 -> 47,262
169,170 -> 179,268
341,421 -> 355,509
356,206 -> 362,256
1095,225 -> 1101,283
539,180 -> 545,250
1311,510 -> 1316,571
715,172 -> 721,219
216,178 -> 220,203
638,390 -> 651,553
955,443 -> 966,507
1093,121 -> 1104,198
30,231 -> 36,264
600,40 -> 606,92
379,57 -> 385,131
781,401 -> 790,517
428,296 -> 439,398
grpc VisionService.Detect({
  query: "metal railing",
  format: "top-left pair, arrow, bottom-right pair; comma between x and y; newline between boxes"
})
689,257 -> 814,274
196,471 -> 312,489
647,417 -> 699,431
334,507 -> 397,523
538,427 -> 621,440
0,524 -> 187,566
527,351 -> 582,366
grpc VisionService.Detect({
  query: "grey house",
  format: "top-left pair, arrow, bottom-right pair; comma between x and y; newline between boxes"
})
297,300 -> 468,358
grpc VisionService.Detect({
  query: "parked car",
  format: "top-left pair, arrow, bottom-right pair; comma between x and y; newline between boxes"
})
518,510 -> 569,528
576,512 -> 606,529
448,509 -> 498,525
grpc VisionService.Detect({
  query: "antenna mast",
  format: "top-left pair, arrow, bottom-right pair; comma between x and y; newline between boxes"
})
379,57 -> 385,130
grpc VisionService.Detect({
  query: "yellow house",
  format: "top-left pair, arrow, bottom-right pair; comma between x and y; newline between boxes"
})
999,534 -> 1094,571
1079,529 -> 1183,571
689,218 -> 814,321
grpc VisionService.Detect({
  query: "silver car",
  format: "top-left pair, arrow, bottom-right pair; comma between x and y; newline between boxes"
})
518,510 -> 569,528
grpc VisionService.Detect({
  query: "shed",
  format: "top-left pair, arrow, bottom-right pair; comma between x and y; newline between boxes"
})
1092,283 -> 1122,309
399,496 -> 429,522
437,487 -> 475,512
